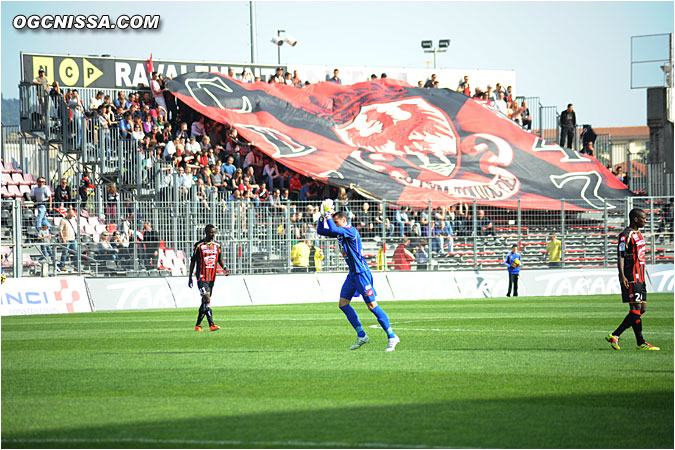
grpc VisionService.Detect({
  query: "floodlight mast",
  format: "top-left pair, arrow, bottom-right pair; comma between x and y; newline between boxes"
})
421,39 -> 450,69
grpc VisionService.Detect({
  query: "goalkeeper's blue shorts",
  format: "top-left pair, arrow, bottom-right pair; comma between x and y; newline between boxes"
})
340,271 -> 377,303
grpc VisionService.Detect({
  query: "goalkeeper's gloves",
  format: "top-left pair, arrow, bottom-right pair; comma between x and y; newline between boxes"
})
320,199 -> 335,219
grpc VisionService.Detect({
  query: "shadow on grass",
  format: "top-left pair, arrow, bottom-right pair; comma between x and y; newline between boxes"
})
2,391 -> 673,449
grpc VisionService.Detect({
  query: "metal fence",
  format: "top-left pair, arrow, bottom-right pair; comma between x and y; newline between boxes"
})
3,84 -> 673,278
1,196 -> 672,279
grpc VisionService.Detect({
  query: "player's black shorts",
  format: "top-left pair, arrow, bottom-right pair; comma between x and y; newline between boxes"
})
197,280 -> 215,299
620,279 -> 647,303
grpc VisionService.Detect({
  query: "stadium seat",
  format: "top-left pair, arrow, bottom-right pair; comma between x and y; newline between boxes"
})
22,253 -> 39,268
2,173 -> 16,185
11,173 -> 25,185
2,162 -> 16,173
0,185 -> 11,198
21,173 -> 36,185
18,185 -> 31,195
7,185 -> 22,198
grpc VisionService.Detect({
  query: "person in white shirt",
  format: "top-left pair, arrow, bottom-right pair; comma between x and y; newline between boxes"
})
89,91 -> 104,112
243,148 -> 262,173
185,137 -> 201,154
494,91 -> 508,116
263,159 -> 283,191
191,117 -> 206,142
163,139 -> 177,161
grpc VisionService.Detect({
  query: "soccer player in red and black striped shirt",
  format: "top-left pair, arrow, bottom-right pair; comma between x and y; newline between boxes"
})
606,208 -> 659,350
188,224 -> 230,332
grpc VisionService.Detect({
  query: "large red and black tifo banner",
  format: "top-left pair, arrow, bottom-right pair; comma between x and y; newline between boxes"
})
167,72 -> 632,210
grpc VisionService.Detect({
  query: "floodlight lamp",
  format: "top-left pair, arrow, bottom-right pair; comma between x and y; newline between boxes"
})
284,34 -> 298,47
421,40 -> 433,49
271,36 -> 284,46
438,39 -> 450,49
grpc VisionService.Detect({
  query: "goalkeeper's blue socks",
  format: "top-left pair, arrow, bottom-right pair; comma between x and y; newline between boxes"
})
371,305 -> 396,339
340,304 -> 366,338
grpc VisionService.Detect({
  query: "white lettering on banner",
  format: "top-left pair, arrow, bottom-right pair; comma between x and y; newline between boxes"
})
180,65 -> 188,75
105,280 -> 174,309
195,65 -> 209,72
535,271 -> 620,296
649,267 -> 674,292
0,278 -> 90,316
165,65 -> 178,79
453,273 -> 503,298
115,62 -> 132,87
131,63 -> 149,87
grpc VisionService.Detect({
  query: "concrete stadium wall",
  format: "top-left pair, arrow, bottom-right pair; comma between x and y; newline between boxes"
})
1,265 -> 672,316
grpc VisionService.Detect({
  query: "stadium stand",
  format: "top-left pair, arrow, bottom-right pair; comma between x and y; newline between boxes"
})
2,78 -> 673,278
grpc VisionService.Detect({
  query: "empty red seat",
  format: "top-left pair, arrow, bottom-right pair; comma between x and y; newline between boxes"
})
11,173 -> 25,185
2,173 -> 16,185
7,185 -> 22,197
22,254 -> 39,267
2,162 -> 21,174
21,173 -> 36,185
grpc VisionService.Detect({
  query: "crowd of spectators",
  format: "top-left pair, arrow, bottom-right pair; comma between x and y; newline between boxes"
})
419,74 -> 531,130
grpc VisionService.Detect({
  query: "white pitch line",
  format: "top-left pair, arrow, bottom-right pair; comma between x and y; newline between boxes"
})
0,437 -> 467,449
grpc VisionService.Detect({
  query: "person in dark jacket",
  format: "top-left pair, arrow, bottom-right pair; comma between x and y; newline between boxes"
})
559,104 -> 577,149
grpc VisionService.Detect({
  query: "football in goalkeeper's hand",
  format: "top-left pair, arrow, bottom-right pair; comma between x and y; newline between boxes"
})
321,199 -> 335,218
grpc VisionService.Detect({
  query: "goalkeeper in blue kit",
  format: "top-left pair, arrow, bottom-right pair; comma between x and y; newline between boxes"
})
316,199 -> 400,351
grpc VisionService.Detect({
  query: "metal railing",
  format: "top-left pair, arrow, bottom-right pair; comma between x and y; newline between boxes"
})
1,196 -> 672,279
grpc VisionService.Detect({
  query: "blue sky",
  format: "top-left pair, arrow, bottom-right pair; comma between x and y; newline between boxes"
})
1,1 -> 673,127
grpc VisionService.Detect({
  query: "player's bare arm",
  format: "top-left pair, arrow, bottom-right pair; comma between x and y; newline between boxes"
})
188,253 -> 197,288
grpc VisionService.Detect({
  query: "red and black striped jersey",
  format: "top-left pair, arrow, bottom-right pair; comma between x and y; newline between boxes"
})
617,227 -> 646,282
193,240 -> 221,282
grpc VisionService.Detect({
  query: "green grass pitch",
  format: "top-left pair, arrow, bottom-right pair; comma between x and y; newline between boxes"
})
2,294 -> 673,449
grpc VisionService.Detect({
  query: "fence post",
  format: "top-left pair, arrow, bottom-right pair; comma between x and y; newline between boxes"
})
381,199 -> 387,272
561,199 -> 565,267
517,199 -> 522,249
650,197 -> 656,264
625,197 -> 633,224
285,205 -> 291,273
472,199 -> 477,271
428,200 -> 433,269
12,198 -> 22,278
247,206 -> 254,274
602,199 -> 609,268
